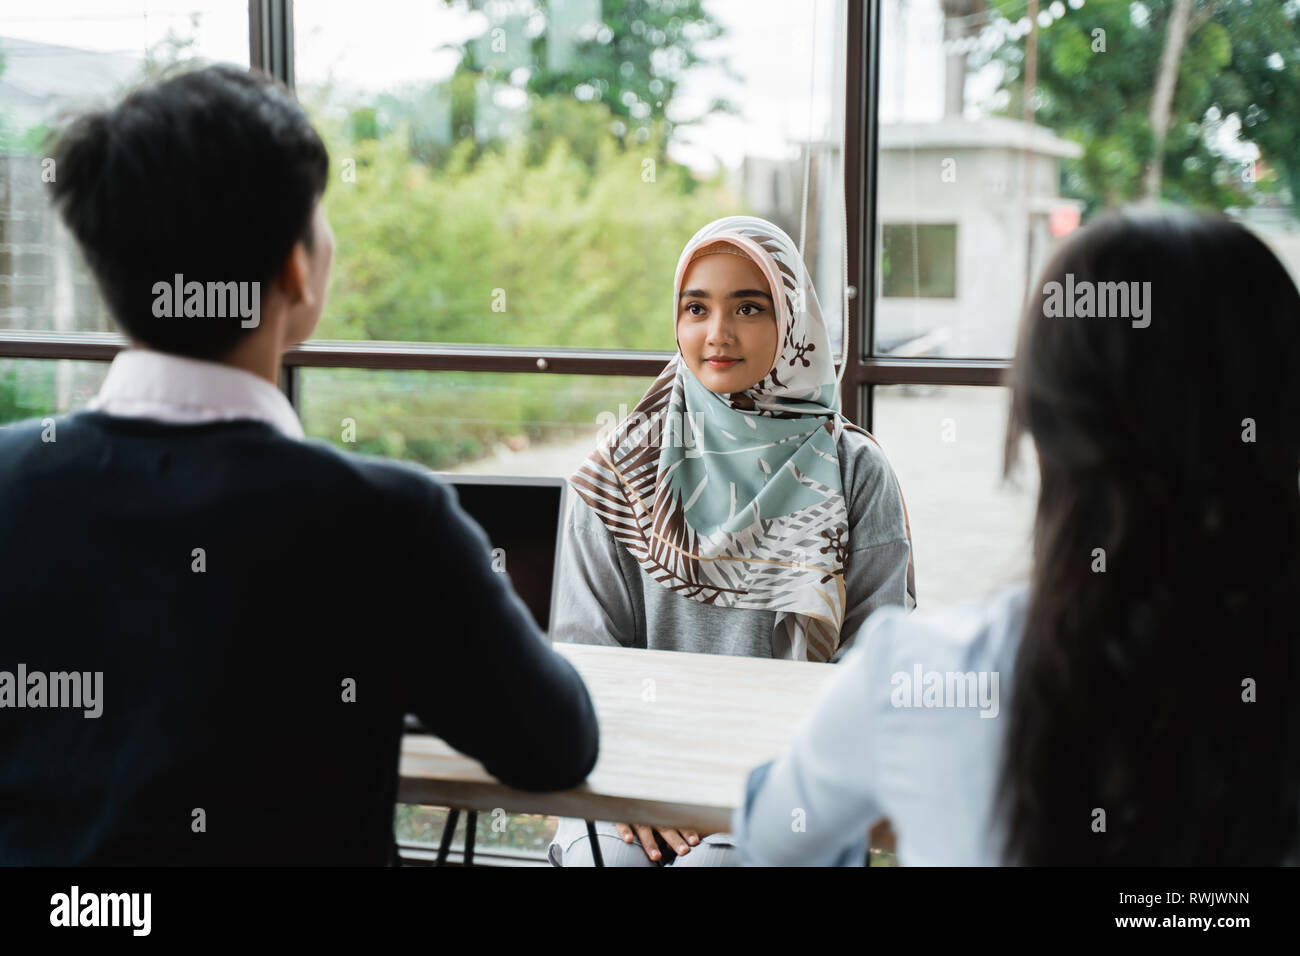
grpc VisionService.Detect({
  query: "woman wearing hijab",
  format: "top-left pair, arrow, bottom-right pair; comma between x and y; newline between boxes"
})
730,208 -> 1300,866
547,215 -> 916,867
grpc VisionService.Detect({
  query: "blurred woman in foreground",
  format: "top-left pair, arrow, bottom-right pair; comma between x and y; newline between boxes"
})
732,207 -> 1300,865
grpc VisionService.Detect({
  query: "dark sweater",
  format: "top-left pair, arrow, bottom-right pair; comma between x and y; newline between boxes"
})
0,411 -> 599,865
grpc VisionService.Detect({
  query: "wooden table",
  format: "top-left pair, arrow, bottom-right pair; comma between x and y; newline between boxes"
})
399,642 -> 836,858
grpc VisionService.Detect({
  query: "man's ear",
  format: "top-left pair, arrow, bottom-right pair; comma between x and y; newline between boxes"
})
276,241 -> 314,307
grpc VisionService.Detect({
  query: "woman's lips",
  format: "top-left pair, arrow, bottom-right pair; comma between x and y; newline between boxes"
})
706,358 -> 741,368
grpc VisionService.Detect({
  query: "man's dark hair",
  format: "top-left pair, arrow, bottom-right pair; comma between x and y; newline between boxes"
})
48,64 -> 330,359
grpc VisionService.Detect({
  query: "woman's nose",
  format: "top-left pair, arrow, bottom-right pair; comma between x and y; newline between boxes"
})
705,315 -> 734,344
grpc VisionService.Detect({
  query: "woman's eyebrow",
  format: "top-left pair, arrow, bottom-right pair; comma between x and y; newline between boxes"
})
677,288 -> 773,301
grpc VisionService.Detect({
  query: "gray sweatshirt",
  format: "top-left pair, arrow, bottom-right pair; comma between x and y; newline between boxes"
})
551,428 -> 915,662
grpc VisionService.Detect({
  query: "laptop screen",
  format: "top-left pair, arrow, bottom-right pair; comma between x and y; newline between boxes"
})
439,474 -> 566,635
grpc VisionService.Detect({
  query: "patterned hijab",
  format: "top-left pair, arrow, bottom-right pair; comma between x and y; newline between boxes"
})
570,215 -> 914,661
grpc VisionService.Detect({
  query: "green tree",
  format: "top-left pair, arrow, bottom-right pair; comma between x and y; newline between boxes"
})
0,362 -> 55,427
0,52 -> 52,152
140,15 -> 202,80
979,0 -> 1300,214
438,0 -> 735,160
1212,0 -> 1300,207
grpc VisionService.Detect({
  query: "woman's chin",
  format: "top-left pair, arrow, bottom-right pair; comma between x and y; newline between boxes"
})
701,375 -> 747,395
693,364 -> 756,395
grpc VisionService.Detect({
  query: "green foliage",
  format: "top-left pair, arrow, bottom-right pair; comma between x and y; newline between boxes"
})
980,0 -> 1300,215
300,367 -> 653,471
440,0 -> 734,156
0,121 -> 53,154
0,51 -> 51,153
394,804 -> 557,857
140,15 -> 203,81
1213,0 -> 1300,205
312,103 -> 739,351
0,361 -> 55,427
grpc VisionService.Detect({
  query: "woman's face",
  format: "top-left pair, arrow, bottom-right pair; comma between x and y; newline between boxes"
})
675,251 -> 780,395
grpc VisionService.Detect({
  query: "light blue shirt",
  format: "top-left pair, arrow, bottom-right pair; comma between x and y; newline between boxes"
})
730,583 -> 1030,866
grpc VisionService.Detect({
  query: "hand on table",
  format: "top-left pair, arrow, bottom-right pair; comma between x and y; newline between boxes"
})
614,822 -> 701,862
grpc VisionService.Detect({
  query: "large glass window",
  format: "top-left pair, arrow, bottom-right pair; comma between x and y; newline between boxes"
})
874,0 -> 1300,359
293,0 -> 848,354
872,384 -> 1037,608
0,357 -> 107,425
300,366 -> 654,473
880,222 -> 957,300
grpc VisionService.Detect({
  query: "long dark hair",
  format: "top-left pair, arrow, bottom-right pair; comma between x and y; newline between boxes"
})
997,208 -> 1300,865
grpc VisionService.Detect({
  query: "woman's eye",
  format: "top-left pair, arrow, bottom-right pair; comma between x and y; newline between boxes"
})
738,303 -> 764,316
685,302 -> 706,316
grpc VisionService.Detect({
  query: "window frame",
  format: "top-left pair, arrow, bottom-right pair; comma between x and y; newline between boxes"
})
0,0 -> 1009,432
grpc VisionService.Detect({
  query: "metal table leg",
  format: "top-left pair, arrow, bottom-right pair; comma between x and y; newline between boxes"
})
464,811 -> 476,866
586,819 -> 604,867
436,808 -> 459,867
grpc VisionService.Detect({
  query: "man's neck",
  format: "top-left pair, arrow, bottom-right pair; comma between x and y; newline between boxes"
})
210,317 -> 288,386
220,342 -> 284,387
128,309 -> 291,386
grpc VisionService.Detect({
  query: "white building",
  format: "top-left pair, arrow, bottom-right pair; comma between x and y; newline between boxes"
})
875,115 -> 1084,358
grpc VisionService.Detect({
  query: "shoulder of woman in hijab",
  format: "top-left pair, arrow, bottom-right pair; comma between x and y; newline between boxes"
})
836,425 -> 906,522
